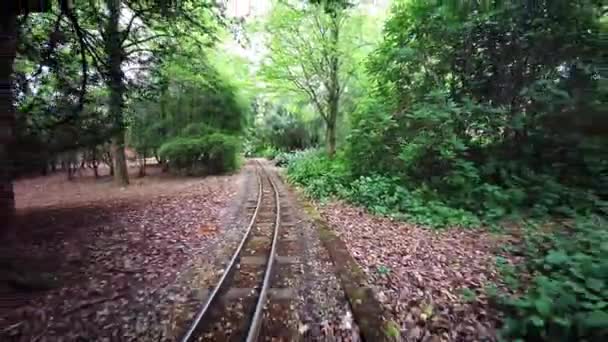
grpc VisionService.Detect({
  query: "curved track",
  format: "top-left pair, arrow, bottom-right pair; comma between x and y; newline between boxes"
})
181,160 -> 281,342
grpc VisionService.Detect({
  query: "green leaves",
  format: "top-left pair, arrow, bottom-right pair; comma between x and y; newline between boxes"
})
534,298 -> 552,317
158,132 -> 239,175
583,311 -> 608,329
500,217 -> 608,341
545,250 -> 569,266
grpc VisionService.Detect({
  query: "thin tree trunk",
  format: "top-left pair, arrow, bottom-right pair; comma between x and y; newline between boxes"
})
326,121 -> 336,157
91,149 -> 99,178
112,134 -> 129,185
106,0 -> 129,186
67,162 -> 74,181
326,13 -> 341,158
138,153 -> 146,178
0,12 -> 17,236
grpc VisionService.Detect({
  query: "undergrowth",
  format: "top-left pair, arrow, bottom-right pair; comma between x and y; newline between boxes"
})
285,149 -> 481,228
283,149 -> 608,339
497,217 -> 608,341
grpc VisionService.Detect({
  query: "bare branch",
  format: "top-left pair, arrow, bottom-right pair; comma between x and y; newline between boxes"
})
123,34 -> 171,49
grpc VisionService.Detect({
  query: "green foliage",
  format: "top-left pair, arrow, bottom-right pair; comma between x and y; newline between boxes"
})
258,146 -> 280,160
127,52 -> 247,175
286,150 -> 480,228
286,149 -> 351,199
246,101 -> 320,156
460,288 -> 477,303
345,0 -> 606,223
500,217 -> 608,341
158,132 -> 239,175
345,175 -> 480,228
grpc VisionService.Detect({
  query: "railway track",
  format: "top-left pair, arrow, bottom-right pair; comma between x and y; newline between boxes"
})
181,160 -> 284,342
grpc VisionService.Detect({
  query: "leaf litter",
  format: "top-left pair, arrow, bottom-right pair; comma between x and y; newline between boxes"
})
1,167 -> 245,340
318,200 -> 515,342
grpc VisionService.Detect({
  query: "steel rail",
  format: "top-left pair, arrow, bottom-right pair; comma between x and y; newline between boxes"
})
180,163 -> 264,342
245,161 -> 281,342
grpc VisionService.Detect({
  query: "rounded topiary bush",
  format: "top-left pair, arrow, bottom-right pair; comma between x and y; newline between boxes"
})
203,133 -> 240,173
158,133 -> 240,175
181,123 -> 217,137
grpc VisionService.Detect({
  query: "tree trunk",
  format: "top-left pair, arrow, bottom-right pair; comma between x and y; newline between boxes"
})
326,13 -> 341,159
106,0 -> 129,186
326,121 -> 336,157
0,12 -> 17,236
112,134 -> 129,185
138,153 -> 146,178
91,149 -> 99,178
67,162 -> 74,181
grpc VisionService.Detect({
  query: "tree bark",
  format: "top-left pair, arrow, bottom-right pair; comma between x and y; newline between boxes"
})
105,0 -> 129,186
326,12 -> 341,158
326,121 -> 336,157
0,12 -> 17,235
91,149 -> 99,178
112,134 -> 129,185
138,153 -> 146,178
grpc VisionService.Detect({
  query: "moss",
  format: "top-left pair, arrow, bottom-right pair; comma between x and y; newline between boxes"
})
384,320 -> 401,340
290,186 -> 391,341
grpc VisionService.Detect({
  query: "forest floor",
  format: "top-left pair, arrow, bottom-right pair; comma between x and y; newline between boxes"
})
1,162 -> 519,341
1,162 -> 362,341
315,200 -> 518,342
1,164 -> 246,340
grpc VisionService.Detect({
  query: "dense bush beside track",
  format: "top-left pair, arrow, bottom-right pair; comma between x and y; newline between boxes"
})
283,1 -> 606,338
158,133 -> 239,175
498,216 -> 608,341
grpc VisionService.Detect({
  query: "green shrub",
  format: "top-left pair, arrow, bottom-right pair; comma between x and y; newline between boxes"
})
500,216 -> 608,341
203,133 -> 240,173
274,150 -> 310,167
345,175 -> 480,228
273,151 -> 290,167
181,123 -> 217,137
286,149 -> 351,199
158,137 -> 207,172
258,146 -> 280,160
286,150 -> 479,228
158,133 -> 239,175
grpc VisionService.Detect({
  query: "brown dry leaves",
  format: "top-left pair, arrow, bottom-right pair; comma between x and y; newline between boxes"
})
319,201 -> 505,342
2,168 -> 241,340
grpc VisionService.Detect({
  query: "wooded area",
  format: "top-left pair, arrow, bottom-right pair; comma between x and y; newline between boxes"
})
2,0 -> 246,229
1,0 -> 606,340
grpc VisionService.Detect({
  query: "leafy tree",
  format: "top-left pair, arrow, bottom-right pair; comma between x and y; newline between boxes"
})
127,44 -> 248,176
262,0 -> 352,156
1,1 -> 220,233
347,0 -> 606,216
247,100 -> 321,155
